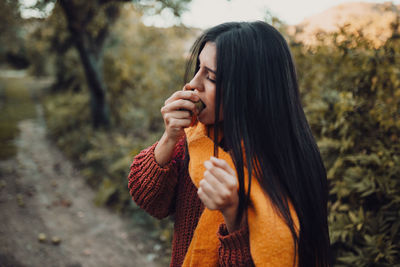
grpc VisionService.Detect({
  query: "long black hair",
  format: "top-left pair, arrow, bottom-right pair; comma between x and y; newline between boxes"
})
185,21 -> 331,267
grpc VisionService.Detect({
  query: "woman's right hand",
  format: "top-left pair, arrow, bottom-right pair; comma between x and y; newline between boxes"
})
154,88 -> 199,166
160,89 -> 199,144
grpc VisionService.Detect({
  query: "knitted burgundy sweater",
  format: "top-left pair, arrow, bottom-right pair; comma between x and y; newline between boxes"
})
128,137 -> 255,266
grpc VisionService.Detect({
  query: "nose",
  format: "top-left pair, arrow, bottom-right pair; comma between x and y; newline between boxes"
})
188,70 -> 204,92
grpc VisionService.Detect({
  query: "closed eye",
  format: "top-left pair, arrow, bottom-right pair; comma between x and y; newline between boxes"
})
197,62 -> 217,83
205,67 -> 216,83
206,75 -> 216,83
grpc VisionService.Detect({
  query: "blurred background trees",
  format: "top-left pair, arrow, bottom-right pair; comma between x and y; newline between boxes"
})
1,1 -> 399,265
0,0 -> 30,69
31,0 -> 191,128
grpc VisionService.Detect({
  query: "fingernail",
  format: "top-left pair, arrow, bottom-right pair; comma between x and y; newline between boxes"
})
211,156 -> 218,162
204,161 -> 212,169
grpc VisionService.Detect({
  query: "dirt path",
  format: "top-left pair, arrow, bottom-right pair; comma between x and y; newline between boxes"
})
0,73 -> 160,267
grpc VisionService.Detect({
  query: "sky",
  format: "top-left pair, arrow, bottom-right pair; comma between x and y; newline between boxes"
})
20,0 -> 400,28
142,0 -> 400,28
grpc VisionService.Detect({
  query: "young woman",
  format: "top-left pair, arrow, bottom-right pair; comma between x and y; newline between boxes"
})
128,21 -> 331,266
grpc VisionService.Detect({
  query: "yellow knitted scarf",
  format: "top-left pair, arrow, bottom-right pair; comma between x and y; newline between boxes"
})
183,122 -> 299,266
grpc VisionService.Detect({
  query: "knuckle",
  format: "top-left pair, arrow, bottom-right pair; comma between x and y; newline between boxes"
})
197,187 -> 203,196
182,120 -> 190,127
181,99 -> 193,109
169,118 -> 177,127
215,198 -> 224,206
220,191 -> 230,200
223,163 -> 232,172
187,103 -> 195,111
207,165 -> 216,174
205,175 -> 214,184
227,181 -> 236,190
164,114 -> 170,122
223,162 -> 230,169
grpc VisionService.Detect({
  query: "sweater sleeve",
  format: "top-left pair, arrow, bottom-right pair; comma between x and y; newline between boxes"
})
217,223 -> 255,267
127,137 -> 185,219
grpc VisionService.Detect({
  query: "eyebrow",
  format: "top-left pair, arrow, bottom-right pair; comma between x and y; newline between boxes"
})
205,66 -> 216,74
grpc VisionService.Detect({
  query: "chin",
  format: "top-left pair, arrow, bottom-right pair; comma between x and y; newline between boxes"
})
197,114 -> 214,125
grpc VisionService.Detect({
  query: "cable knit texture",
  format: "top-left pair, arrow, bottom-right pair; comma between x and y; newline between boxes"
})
128,137 -> 254,267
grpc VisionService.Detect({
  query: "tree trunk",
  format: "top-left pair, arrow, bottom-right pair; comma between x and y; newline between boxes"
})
74,34 -> 110,128
58,0 -> 111,129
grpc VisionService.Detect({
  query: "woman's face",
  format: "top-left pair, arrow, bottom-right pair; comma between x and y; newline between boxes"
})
189,42 -> 222,125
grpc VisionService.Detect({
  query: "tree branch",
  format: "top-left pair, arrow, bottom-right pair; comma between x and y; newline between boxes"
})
96,25 -> 109,50
98,0 -> 132,6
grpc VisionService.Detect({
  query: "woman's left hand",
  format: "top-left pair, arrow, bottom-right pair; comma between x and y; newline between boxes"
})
197,156 -> 241,233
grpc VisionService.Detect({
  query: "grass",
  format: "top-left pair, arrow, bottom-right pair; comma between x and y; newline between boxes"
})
0,76 -> 36,160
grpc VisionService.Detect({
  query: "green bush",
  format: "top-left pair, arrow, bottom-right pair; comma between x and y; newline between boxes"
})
293,20 -> 400,266
41,8 -> 192,260
40,6 -> 399,265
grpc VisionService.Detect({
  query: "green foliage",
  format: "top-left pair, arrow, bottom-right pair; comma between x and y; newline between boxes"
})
41,7 -> 192,260
25,17 -> 60,77
39,3 -> 400,264
0,77 -> 36,159
293,19 -> 400,266
0,0 -> 22,62
103,6 -> 189,134
0,1 -> 32,69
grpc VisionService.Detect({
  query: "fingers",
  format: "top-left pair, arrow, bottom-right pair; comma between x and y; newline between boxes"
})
198,180 -> 219,210
197,157 -> 239,212
164,110 -> 191,120
162,98 -> 198,115
202,168 -> 230,196
164,90 -> 199,106
210,157 -> 236,177
198,176 -> 232,211
159,86 -> 200,143
197,187 -> 217,210
160,89 -> 201,142
205,159 -> 237,189
162,109 -> 192,127
169,118 -> 192,128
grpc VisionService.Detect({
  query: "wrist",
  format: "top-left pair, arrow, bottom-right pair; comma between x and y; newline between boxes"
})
162,131 -> 181,146
222,204 -> 242,233
154,132 -> 178,166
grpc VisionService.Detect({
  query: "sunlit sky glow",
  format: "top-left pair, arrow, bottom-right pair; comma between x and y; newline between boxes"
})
143,0 -> 400,28
20,0 -> 400,29
20,0 -> 54,18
